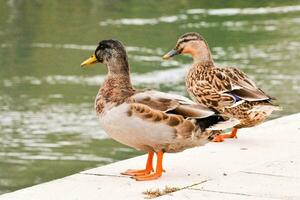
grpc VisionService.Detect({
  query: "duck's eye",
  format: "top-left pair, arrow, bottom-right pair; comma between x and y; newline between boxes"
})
178,48 -> 184,54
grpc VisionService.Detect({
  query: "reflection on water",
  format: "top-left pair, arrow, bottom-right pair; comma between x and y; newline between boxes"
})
0,0 -> 300,194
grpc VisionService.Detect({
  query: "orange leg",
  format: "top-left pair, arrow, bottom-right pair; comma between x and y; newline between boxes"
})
121,151 -> 154,176
212,128 -> 238,142
134,150 -> 164,181
223,128 -> 238,139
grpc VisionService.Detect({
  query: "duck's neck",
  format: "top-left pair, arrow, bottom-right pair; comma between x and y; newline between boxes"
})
107,56 -> 130,76
99,63 -> 134,105
192,60 -> 215,70
189,46 -> 215,71
192,51 -> 212,64
185,41 -> 214,65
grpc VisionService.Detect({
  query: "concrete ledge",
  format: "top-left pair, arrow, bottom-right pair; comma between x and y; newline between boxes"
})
1,113 -> 300,200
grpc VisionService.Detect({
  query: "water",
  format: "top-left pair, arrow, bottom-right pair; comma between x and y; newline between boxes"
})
1,0 -> 300,194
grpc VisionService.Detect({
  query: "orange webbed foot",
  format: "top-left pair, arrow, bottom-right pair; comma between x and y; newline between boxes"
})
121,151 -> 154,176
133,150 -> 164,181
212,135 -> 225,142
133,171 -> 162,181
121,168 -> 153,176
212,128 -> 238,142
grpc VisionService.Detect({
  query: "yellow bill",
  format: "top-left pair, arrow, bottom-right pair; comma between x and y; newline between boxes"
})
81,54 -> 98,67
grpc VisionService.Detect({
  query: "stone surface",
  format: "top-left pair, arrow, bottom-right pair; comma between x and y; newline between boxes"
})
0,113 -> 299,200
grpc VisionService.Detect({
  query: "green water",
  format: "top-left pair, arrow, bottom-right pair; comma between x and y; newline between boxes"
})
1,0 -> 300,194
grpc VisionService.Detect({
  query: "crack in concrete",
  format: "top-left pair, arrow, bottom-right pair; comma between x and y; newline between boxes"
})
188,188 -> 282,199
240,171 -> 300,179
80,173 -> 213,199
190,188 -> 256,196
80,172 -> 126,178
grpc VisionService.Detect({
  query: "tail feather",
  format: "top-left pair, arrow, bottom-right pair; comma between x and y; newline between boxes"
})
250,105 -> 281,115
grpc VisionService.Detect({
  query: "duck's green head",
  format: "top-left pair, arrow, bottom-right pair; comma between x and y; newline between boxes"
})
81,39 -> 128,70
162,32 -> 210,60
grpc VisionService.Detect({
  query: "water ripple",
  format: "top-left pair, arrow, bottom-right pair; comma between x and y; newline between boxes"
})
181,17 -> 300,33
97,5 -> 300,28
1,43 -> 165,56
99,14 -> 187,26
0,104 -> 106,139
0,151 -> 114,162
186,5 -> 300,16
2,40 -> 300,88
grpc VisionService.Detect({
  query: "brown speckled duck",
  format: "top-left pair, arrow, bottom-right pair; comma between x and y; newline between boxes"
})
81,39 -> 239,180
163,32 -> 279,142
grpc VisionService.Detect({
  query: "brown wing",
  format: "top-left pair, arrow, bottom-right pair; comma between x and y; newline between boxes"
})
203,67 -> 271,102
130,90 -> 215,119
127,91 -> 238,140
189,67 -> 272,109
187,80 -> 234,108
221,67 -> 272,101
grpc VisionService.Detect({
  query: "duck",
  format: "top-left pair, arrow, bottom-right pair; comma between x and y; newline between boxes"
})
163,32 -> 279,142
81,39 -> 239,180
